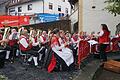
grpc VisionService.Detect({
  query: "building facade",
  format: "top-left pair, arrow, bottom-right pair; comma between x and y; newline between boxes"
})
8,0 -> 71,16
69,0 -> 78,32
7,0 -> 71,24
0,0 -> 10,15
69,0 -> 120,35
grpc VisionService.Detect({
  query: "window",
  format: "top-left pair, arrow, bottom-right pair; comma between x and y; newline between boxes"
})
65,8 -> 68,14
49,3 -> 53,10
18,6 -> 22,12
12,0 -> 19,3
28,4 -> 32,10
9,7 -> 15,15
58,5 -> 61,11
9,8 -> 15,12
63,0 -> 65,2
12,0 -> 15,3
17,0 -> 20,2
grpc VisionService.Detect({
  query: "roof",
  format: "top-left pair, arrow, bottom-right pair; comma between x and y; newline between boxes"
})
8,0 -> 41,7
0,0 -> 9,4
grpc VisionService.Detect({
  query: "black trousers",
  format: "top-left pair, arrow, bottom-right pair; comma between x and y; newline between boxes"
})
54,53 -> 75,71
22,50 -> 39,57
10,44 -> 18,60
99,44 -> 108,61
0,51 -> 6,68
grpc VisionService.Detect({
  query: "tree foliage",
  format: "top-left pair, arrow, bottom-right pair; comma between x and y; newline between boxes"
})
0,75 -> 7,80
104,0 -> 120,16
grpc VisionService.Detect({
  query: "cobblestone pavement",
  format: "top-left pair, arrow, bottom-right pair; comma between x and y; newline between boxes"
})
0,52 -> 120,80
93,67 -> 120,80
0,59 -> 79,80
74,52 -> 120,80
92,52 -> 120,80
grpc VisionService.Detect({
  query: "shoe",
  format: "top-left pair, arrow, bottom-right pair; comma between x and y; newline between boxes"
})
100,62 -> 104,67
35,65 -> 42,69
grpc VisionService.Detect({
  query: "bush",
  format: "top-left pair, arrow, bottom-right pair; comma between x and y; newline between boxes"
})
0,75 -> 8,80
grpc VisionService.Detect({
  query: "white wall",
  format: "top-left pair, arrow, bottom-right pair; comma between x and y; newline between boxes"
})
74,2 -> 78,10
8,0 -> 71,16
44,0 -> 71,15
83,0 -> 120,35
69,9 -> 78,32
8,1 -> 43,15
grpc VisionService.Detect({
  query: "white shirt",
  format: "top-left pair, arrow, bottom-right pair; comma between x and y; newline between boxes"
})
31,37 -> 39,46
98,30 -> 104,37
19,36 -> 29,48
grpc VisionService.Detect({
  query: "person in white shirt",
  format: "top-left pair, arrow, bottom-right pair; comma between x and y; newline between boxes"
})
19,30 -> 39,67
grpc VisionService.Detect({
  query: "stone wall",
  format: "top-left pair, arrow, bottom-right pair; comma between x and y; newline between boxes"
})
23,20 -> 71,32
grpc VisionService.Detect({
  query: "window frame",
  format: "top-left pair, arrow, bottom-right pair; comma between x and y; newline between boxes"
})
63,0 -> 65,2
18,6 -> 22,12
49,3 -> 53,10
65,8 -> 68,14
28,4 -> 32,11
58,5 -> 61,12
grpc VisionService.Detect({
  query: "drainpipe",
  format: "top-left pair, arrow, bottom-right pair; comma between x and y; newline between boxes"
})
43,0 -> 44,14
78,0 -> 83,33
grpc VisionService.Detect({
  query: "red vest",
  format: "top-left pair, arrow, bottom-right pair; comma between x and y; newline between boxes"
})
34,36 -> 38,43
51,36 -> 60,47
19,36 -> 32,51
61,37 -> 69,48
8,39 -> 18,47
98,30 -> 110,44
0,34 -> 2,40
42,36 -> 46,42
72,35 -> 78,42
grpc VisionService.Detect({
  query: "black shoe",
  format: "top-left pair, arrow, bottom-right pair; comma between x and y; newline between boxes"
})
100,62 -> 104,67
35,65 -> 42,69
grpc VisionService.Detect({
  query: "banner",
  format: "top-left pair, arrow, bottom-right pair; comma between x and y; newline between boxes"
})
0,16 -> 30,28
111,38 -> 119,51
78,40 -> 90,65
77,38 -> 119,66
37,13 -> 59,23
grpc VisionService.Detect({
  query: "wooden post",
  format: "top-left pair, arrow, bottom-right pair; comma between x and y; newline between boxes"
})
78,0 -> 83,33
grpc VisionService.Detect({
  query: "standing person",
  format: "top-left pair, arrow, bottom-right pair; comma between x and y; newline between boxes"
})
98,24 -> 110,62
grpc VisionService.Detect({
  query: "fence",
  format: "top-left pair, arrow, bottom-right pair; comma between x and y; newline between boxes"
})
77,37 -> 120,66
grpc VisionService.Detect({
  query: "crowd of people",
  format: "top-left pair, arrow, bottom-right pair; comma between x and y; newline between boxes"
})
0,24 -> 120,73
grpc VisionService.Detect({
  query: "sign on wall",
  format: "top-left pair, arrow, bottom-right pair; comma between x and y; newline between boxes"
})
37,13 -> 59,23
0,16 -> 30,28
